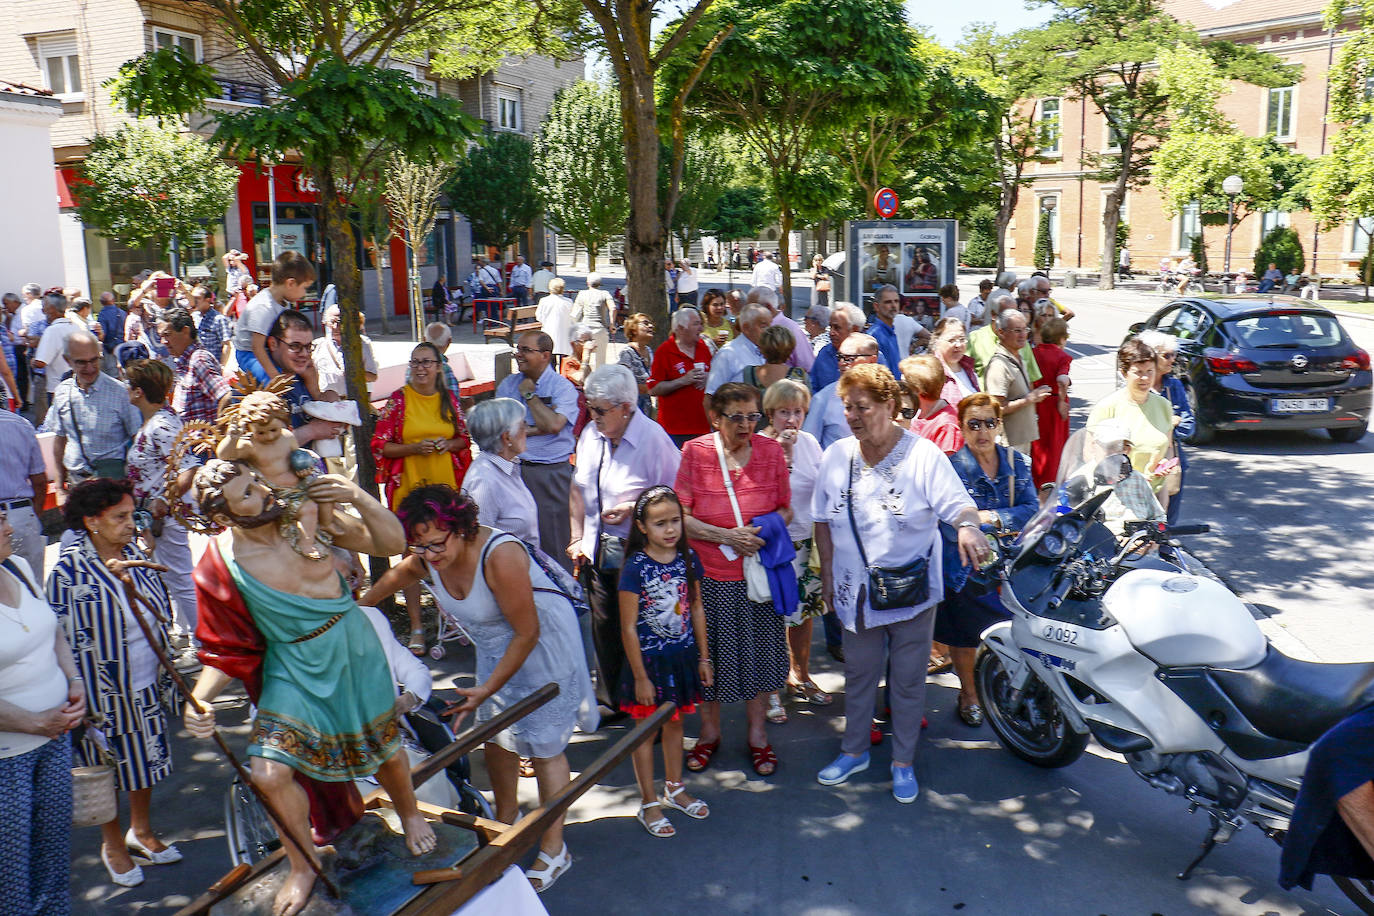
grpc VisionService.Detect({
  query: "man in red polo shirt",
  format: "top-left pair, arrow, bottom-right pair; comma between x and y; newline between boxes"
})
648,307 -> 712,447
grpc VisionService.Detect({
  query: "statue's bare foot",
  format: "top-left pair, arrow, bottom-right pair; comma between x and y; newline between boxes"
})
401,812 -> 437,856
272,868 -> 316,916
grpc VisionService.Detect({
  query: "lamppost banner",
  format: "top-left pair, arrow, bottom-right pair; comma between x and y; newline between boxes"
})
845,219 -> 958,317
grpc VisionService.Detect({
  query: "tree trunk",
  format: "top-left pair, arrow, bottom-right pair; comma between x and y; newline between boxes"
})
996,191 -> 1015,275
1099,175 -> 1129,291
587,242 -> 598,273
818,218 -> 829,256
620,70 -> 668,341
778,208 -> 795,316
371,248 -> 390,335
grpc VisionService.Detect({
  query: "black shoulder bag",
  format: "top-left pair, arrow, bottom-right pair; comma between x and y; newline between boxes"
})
846,442 -> 929,611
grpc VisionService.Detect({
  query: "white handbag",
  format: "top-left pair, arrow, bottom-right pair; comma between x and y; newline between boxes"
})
714,433 -> 772,604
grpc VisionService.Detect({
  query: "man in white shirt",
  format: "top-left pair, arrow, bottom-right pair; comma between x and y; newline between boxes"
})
476,258 -> 503,297
751,251 -> 783,293
938,284 -> 970,329
536,277 -> 574,359
966,278 -> 994,329
675,260 -> 699,307
704,303 -> 771,396
531,260 -> 556,303
509,254 -> 533,307
804,333 -> 880,449
30,293 -> 79,421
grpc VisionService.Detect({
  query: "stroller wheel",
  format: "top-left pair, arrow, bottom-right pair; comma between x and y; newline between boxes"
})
430,645 -> 446,660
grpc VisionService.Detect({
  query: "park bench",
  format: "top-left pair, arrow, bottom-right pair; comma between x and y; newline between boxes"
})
482,304 -> 541,347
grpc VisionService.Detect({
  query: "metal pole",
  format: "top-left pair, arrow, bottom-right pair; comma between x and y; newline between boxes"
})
267,164 -> 279,259
1224,197 -> 1235,284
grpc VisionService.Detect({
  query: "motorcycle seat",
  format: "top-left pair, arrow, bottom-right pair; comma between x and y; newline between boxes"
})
1209,645 -> 1374,745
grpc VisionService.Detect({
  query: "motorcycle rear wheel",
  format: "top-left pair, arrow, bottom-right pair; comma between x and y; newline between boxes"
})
975,648 -> 1088,769
1334,877 -> 1374,915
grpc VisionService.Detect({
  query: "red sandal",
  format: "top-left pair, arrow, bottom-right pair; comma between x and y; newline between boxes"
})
748,743 -> 777,777
685,738 -> 719,772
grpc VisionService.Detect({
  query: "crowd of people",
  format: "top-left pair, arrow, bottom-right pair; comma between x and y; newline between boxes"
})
0,253 -> 1198,910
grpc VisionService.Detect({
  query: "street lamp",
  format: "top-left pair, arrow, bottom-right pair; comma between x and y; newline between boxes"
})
1222,174 -> 1244,287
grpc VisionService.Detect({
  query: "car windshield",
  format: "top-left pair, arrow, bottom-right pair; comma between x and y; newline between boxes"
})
1223,311 -> 1345,349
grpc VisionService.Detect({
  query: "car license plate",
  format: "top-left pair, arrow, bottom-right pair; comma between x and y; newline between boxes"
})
1271,397 -> 1331,413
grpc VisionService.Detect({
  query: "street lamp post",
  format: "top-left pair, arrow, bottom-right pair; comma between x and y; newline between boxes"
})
1223,174 -> 1244,290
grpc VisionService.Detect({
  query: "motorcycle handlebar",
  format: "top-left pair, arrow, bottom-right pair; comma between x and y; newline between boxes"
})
1163,524 -> 1210,537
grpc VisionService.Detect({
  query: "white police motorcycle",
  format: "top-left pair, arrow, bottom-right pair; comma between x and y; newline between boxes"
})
974,431 -> 1374,911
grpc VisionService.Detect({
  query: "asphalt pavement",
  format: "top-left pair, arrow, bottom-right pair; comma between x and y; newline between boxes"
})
66,275 -> 1373,915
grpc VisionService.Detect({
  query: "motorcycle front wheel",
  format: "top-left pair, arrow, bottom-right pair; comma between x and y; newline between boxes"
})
1334,877 -> 1374,915
975,647 -> 1088,768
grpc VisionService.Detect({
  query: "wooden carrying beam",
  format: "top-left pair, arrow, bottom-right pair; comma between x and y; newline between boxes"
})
173,683 -> 561,915
404,702 -> 677,914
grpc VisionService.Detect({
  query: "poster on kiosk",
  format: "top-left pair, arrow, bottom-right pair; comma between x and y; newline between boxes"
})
845,219 -> 958,321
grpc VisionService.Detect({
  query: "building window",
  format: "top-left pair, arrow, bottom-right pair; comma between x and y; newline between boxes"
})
1266,86 -> 1295,141
388,60 -> 436,96
37,35 -> 82,98
498,94 -> 523,132
1352,217 -> 1374,256
1260,210 -> 1291,236
1104,106 -> 1126,152
1037,98 -> 1060,155
1177,201 -> 1201,251
152,27 -> 200,60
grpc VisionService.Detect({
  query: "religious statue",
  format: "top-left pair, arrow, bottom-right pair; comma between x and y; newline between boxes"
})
179,388 -> 436,916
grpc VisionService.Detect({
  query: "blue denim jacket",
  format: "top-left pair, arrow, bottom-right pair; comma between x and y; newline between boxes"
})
940,445 -> 1037,594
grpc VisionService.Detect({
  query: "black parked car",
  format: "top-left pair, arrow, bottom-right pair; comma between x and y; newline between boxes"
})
1128,297 -> 1371,444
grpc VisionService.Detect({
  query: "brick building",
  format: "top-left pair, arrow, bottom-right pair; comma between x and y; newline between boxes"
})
0,0 -> 580,314
1012,0 -> 1355,280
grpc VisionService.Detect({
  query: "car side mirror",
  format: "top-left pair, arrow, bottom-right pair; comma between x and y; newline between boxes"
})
1128,322 -> 1145,334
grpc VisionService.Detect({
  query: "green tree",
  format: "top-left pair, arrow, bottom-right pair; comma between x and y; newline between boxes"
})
1253,226 -> 1304,277
75,122 -> 237,271
387,152 -> 454,340
352,175 -> 394,335
1029,0 -> 1298,289
664,0 -> 935,307
962,204 -> 999,269
1033,209 -> 1055,271
534,81 -> 628,271
668,136 -> 730,259
448,131 -> 541,256
570,0 -> 733,337
708,185 -> 769,246
1310,0 -> 1374,286
1190,229 -> 1208,275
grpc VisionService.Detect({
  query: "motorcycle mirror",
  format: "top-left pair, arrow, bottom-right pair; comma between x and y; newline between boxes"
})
1092,453 -> 1133,487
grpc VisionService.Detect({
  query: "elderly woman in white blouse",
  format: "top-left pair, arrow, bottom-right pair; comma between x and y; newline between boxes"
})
462,398 -> 540,548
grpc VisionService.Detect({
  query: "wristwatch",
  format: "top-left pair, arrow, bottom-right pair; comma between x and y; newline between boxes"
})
521,390 -> 535,401
958,520 -> 979,531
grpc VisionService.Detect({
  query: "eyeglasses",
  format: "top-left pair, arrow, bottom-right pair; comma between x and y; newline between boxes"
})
516,346 -> 550,355
70,356 -> 101,367
721,412 -> 762,425
838,352 -> 877,364
587,404 -> 620,418
409,359 -> 439,369
274,339 -> 311,354
1006,327 -> 1030,336
408,531 -> 453,555
965,417 -> 1001,431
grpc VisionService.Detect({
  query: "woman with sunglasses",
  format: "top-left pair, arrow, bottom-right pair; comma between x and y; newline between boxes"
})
371,341 -> 472,654
360,485 -> 596,893
675,382 -> 792,776
982,309 -> 1053,457
1136,330 -> 1193,526
936,394 -> 1038,727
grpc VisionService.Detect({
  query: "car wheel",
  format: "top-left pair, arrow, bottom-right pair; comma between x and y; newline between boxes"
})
1181,383 -> 1214,445
1329,424 -> 1368,444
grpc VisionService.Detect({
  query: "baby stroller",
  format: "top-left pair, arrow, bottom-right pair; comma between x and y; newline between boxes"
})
223,697 -> 493,866
429,602 -> 473,660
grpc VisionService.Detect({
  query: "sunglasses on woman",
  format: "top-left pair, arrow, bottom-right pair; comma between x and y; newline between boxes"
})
965,417 -> 1001,431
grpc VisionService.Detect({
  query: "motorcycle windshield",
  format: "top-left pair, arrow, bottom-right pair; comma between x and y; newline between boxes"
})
1014,426 -> 1160,555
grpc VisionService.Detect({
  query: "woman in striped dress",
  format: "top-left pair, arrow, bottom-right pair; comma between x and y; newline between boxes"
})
46,478 -> 180,888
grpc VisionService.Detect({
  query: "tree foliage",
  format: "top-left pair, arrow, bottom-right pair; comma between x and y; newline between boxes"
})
107,48 -> 223,124
534,81 -> 628,271
958,25 -> 1050,272
668,136 -> 731,256
75,122 -> 237,261
387,152 -> 454,338
663,0 -> 936,305
448,131 -> 541,252
1026,0 -> 1298,289
962,204 -> 999,268
1310,0 -> 1374,255
1253,226 -> 1304,277
1033,208 -> 1055,271
708,186 -> 769,241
